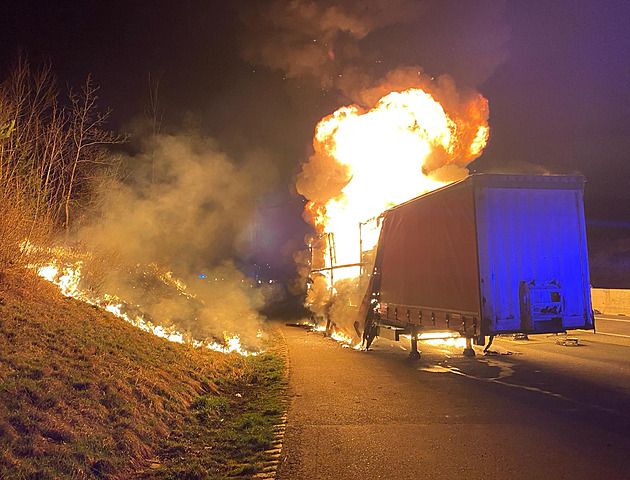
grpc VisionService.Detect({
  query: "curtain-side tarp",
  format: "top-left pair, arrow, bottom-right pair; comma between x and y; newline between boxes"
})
359,179 -> 481,336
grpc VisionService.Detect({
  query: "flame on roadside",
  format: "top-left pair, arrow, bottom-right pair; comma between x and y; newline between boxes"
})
148,262 -> 196,300
309,323 -> 362,350
313,323 -> 464,351
331,330 -> 362,350
30,250 -> 257,356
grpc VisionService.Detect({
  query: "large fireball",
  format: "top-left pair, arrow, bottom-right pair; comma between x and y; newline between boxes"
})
297,86 -> 490,286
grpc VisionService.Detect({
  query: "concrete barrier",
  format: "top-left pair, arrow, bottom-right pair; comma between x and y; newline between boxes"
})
591,288 -> 630,316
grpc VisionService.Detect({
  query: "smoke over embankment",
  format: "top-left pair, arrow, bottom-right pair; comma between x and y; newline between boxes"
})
76,132 -> 278,349
241,1 -> 503,337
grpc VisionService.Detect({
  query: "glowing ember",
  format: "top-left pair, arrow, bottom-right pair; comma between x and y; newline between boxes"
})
306,322 -> 362,349
330,330 -> 362,349
31,256 -> 258,356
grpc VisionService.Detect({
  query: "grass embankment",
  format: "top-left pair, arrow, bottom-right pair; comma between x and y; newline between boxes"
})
0,272 -> 286,479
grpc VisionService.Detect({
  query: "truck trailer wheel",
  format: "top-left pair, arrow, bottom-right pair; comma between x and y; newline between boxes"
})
463,336 -> 476,357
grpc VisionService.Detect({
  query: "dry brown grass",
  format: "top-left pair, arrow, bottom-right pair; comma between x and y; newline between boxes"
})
0,271 -> 285,479
0,191 -> 53,272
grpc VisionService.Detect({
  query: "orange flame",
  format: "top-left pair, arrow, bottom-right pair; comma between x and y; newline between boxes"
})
298,87 -> 489,285
26,242 -> 259,356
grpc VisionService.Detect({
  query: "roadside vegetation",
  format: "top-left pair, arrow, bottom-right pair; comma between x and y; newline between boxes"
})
0,54 -> 124,271
0,56 -> 287,479
0,271 -> 286,479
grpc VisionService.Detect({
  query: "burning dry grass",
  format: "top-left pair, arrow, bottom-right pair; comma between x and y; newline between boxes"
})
0,271 -> 286,479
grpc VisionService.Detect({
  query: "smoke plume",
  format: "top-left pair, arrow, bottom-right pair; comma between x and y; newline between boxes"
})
241,0 -> 422,89
77,132 -> 278,348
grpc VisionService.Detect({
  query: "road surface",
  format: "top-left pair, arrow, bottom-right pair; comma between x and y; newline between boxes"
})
276,322 -> 630,480
595,313 -> 630,338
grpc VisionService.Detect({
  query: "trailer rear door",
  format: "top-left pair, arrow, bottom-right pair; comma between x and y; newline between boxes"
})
474,175 -> 593,334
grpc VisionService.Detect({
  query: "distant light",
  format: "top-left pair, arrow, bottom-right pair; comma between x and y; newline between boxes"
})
198,274 -> 206,279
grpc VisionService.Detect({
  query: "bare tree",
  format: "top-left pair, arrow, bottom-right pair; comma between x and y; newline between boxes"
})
0,55 -> 60,267
0,53 -> 125,269
64,76 -> 124,232
146,71 -> 164,186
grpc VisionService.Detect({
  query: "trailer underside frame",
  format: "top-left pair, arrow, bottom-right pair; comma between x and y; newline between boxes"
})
368,320 -> 477,359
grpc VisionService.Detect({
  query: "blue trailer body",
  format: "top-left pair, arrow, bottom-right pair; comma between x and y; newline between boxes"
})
474,174 -> 593,336
364,174 -> 594,347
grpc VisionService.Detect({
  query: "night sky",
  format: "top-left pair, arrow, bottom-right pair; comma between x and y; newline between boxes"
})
2,1 -> 629,283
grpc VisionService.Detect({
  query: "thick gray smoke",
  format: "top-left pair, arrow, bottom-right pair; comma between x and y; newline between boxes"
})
77,132 -> 279,349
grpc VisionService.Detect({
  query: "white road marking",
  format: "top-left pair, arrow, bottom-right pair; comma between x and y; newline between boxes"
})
596,317 -> 630,324
593,331 -> 630,339
445,367 -> 620,415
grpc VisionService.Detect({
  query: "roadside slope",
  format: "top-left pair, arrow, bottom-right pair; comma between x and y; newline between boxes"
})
0,272 -> 285,479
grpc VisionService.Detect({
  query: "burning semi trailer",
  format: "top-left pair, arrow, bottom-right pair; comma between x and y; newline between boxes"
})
296,82 -> 491,348
358,173 -> 595,357
296,83 -> 593,355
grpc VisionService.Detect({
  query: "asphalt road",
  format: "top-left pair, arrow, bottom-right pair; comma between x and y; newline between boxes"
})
595,314 -> 630,338
276,323 -> 630,480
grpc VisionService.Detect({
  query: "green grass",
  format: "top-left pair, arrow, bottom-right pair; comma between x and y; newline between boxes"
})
153,351 -> 286,480
0,272 -> 287,479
